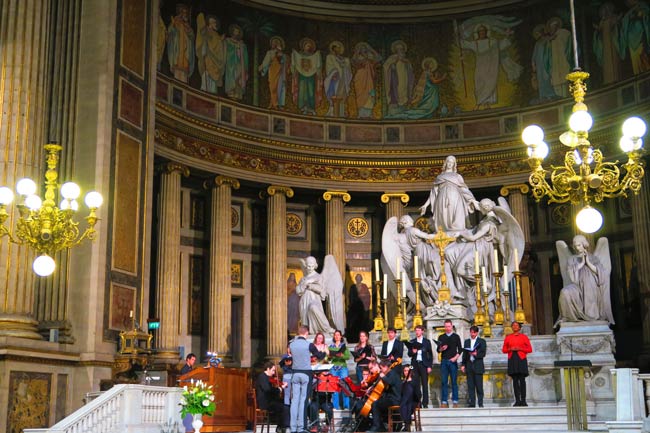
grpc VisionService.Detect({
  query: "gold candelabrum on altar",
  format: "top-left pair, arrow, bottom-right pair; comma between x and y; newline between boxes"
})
393,277 -> 405,330
429,227 -> 456,303
0,143 -> 103,276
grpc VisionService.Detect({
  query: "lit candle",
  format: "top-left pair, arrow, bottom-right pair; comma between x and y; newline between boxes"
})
481,266 -> 488,293
474,248 -> 480,274
374,259 -> 380,281
503,265 -> 509,293
414,256 -> 419,278
493,249 -> 499,270
514,248 -> 519,271
383,274 -> 387,299
396,257 -> 401,276
129,310 -> 133,318
402,272 -> 407,297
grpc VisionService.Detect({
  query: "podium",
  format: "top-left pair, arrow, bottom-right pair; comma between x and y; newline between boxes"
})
180,366 -> 249,432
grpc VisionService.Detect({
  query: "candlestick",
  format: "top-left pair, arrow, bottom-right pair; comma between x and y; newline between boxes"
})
474,248 -> 480,274
493,249 -> 499,270
383,274 -> 387,299
393,276 -> 404,330
481,266 -> 488,291
514,248 -> 519,271
401,271 -> 407,297
493,271 -> 504,325
375,259 -> 380,281
414,256 -> 419,278
473,272 -> 485,326
514,270 -> 526,323
503,265 -> 509,293
396,257 -> 401,276
129,310 -> 133,318
373,279 -> 385,332
412,277 -> 423,329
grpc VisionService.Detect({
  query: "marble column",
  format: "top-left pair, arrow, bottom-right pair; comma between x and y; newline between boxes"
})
0,0 -> 52,340
631,174 -> 650,369
380,192 -> 410,221
266,185 -> 294,358
155,163 -> 189,359
206,175 -> 240,359
323,191 -> 351,281
499,184 -> 531,242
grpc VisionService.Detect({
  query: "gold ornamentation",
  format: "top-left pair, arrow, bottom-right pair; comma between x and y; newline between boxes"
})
267,185 -> 295,198
231,207 -> 239,229
286,213 -> 303,235
499,184 -> 530,197
415,216 -> 432,233
380,192 -> 410,204
323,190 -> 351,202
551,204 -> 571,226
161,161 -> 190,177
347,217 -> 369,238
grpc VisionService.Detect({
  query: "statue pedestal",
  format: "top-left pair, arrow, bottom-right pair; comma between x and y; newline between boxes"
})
556,321 -> 615,365
423,302 -> 473,336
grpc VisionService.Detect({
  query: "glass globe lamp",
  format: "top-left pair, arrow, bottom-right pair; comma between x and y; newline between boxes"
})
575,206 -> 603,234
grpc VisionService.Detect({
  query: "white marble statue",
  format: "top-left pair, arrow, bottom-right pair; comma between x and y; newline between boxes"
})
556,235 -> 614,325
296,255 -> 345,334
419,155 -> 480,235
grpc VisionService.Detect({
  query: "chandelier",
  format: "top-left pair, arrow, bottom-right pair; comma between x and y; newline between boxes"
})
0,144 -> 103,276
521,1 -> 646,234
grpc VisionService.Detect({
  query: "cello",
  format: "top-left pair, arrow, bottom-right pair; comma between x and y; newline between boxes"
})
359,358 -> 401,417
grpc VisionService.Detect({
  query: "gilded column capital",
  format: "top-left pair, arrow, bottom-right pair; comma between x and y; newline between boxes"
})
500,184 -> 530,197
204,175 -> 240,190
323,190 -> 351,202
380,192 -> 410,205
267,185 -> 294,198
159,162 -> 190,177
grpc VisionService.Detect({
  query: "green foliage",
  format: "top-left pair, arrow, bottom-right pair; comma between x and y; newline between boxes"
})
179,379 -> 217,418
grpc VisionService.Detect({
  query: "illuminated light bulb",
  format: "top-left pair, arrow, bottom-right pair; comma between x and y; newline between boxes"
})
533,141 -> 549,159
60,199 -> 71,210
522,125 -> 544,145
622,116 -> 646,138
576,206 -> 603,234
85,191 -> 103,208
70,200 -> 79,211
569,110 -> 593,132
0,187 -> 14,205
60,182 -> 81,200
24,195 -> 42,210
16,178 -> 37,196
573,148 -> 594,165
620,136 -> 635,153
33,255 -> 56,276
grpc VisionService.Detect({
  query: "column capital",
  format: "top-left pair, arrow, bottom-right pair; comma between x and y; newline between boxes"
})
380,192 -> 410,204
159,162 -> 190,177
323,190 -> 351,202
500,184 -> 530,197
204,175 -> 240,190
266,185 -> 294,198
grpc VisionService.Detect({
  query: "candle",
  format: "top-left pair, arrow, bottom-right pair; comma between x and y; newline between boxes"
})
402,272 -> 407,297
129,310 -> 133,318
474,248 -> 480,274
414,256 -> 419,278
374,259 -> 380,281
396,257 -> 401,276
503,265 -> 509,293
481,266 -> 488,293
383,274 -> 387,299
514,248 -> 519,271
493,249 -> 499,270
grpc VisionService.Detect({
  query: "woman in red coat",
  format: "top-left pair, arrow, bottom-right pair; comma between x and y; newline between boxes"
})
502,321 -> 533,406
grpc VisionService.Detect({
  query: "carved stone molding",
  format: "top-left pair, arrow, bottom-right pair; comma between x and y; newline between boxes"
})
323,190 -> 351,202
204,175 -> 241,190
500,183 -> 530,197
380,192 -> 410,204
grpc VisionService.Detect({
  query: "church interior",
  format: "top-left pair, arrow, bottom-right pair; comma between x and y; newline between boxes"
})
1,0 -> 650,431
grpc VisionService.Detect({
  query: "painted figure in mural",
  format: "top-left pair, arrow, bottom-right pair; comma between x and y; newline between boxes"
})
593,2 -> 623,85
259,36 -> 289,110
167,4 -> 195,83
419,156 -> 479,235
531,24 -> 556,102
157,13 -> 167,71
287,272 -> 300,335
196,14 -> 226,94
619,0 -> 650,74
324,41 -> 353,117
351,42 -> 382,119
383,40 -> 414,115
546,17 -> 572,97
292,38 -> 323,115
224,24 -> 249,100
459,16 -> 522,110
296,256 -> 344,335
555,236 -> 615,325
387,57 -> 446,120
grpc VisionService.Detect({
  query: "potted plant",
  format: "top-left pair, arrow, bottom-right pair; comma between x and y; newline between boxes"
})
180,379 -> 216,432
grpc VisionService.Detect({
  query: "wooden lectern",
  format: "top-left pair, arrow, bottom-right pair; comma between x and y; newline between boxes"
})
180,366 -> 249,432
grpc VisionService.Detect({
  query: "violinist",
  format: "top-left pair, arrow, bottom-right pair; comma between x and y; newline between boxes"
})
367,359 -> 402,433
400,365 -> 421,432
256,362 -> 288,432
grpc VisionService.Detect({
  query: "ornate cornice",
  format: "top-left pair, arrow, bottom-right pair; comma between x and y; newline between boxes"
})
500,184 -> 530,196
323,190 -> 351,202
380,192 -> 410,204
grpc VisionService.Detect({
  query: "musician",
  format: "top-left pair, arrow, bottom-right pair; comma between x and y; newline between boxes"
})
280,349 -> 293,428
380,327 -> 404,362
367,359 -> 402,433
353,330 -> 376,384
438,319 -> 462,408
256,362 -> 288,432
180,353 -> 196,375
309,371 -> 334,427
400,365 -> 421,432
328,329 -> 351,410
407,325 -> 434,408
461,325 -> 486,408
289,325 -> 326,433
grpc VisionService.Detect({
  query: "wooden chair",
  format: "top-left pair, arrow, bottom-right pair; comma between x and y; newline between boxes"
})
249,388 -> 271,433
387,404 -> 421,432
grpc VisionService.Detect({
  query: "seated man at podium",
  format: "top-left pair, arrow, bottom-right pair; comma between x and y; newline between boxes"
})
180,353 -> 196,375
256,362 -> 289,432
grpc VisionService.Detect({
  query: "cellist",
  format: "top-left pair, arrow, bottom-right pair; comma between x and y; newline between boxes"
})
367,359 -> 402,432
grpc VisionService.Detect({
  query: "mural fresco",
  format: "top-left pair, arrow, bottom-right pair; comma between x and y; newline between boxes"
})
158,0 -> 649,120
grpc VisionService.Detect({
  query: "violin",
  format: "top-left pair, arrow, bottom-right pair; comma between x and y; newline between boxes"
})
359,358 -> 402,418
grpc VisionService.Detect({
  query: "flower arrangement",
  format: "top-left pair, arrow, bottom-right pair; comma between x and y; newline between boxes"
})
179,379 -> 217,418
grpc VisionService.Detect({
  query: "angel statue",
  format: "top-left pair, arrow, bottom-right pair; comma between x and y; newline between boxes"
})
297,256 -> 345,335
555,235 -> 614,325
445,198 -> 524,314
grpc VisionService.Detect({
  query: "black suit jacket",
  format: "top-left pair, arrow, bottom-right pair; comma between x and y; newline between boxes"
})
461,337 -> 486,374
407,337 -> 434,369
381,339 -> 404,361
